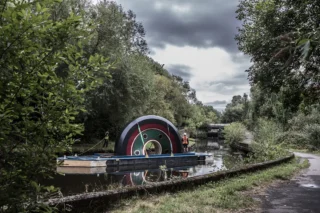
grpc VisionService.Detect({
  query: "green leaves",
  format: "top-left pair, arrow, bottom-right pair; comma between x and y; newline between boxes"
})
236,0 -> 320,127
0,0 -> 111,211
224,122 -> 246,145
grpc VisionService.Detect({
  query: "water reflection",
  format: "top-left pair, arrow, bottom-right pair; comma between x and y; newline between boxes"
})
47,140 -> 244,196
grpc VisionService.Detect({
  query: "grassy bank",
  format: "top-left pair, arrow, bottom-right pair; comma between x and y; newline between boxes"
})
110,157 -> 309,213
57,141 -> 115,156
188,138 -> 196,147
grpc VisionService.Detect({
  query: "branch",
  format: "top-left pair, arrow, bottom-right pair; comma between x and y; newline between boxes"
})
0,25 -> 33,62
3,49 -> 55,111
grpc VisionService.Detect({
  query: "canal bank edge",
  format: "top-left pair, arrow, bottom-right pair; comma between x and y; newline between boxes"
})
48,153 -> 295,208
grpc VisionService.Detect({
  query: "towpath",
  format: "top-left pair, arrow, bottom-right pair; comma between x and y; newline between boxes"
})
261,152 -> 320,213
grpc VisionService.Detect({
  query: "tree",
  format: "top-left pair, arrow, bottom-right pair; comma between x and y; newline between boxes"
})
236,0 -> 320,113
84,54 -> 155,140
67,1 -> 152,141
221,94 -> 249,123
88,1 -> 148,57
0,0 -> 108,211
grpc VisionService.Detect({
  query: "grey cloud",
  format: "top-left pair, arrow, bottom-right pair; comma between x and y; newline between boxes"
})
205,100 -> 227,105
116,0 -> 241,52
209,72 -> 248,87
195,72 -> 249,95
166,64 -> 193,80
205,100 -> 228,112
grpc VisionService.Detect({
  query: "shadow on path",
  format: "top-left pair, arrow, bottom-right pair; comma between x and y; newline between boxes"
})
261,152 -> 320,213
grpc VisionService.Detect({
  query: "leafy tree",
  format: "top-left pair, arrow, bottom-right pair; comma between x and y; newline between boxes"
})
236,0 -> 320,112
84,54 -> 155,140
224,122 -> 246,145
221,94 -> 248,123
88,0 -> 148,57
0,0 -> 108,211
66,1 -> 152,141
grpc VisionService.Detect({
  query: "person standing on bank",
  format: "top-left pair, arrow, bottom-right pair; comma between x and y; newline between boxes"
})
182,133 -> 189,152
103,131 -> 109,148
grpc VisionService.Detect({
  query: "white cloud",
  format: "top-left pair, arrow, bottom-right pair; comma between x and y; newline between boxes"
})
171,4 -> 191,14
152,45 -> 251,105
154,2 -> 164,10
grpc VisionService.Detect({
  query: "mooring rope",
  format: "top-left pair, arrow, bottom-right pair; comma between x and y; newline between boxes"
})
78,138 -> 105,156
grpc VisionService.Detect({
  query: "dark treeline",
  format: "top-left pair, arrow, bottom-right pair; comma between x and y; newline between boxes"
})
59,0 -> 221,142
222,0 -> 320,151
0,1 -> 219,211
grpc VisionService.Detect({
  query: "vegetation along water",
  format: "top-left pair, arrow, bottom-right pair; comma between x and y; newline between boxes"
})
1,0 -> 319,212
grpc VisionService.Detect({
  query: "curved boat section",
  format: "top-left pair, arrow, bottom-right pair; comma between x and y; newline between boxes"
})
115,115 -> 183,155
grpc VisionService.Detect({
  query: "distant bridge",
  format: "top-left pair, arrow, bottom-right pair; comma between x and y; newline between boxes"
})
207,123 -> 230,138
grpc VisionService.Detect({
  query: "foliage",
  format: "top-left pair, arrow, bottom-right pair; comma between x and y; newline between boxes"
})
224,122 -> 246,145
0,0 -> 109,211
253,119 -> 281,145
280,107 -> 320,150
66,1 -> 221,142
249,119 -> 289,162
88,1 -> 149,56
0,0 -> 221,211
221,94 -> 249,123
236,0 -> 320,116
232,0 -> 320,149
303,124 -> 320,149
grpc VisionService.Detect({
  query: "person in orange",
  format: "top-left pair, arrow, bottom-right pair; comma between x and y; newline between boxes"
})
182,133 -> 189,152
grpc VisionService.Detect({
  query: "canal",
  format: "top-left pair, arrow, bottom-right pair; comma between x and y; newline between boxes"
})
45,140 -> 244,197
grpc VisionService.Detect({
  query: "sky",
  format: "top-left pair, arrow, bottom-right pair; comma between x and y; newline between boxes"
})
113,0 -> 252,110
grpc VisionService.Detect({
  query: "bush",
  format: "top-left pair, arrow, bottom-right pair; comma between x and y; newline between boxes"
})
224,122 -> 246,145
281,108 -> 320,150
277,132 -> 308,149
304,124 -> 320,150
249,119 -> 289,162
288,108 -> 320,131
249,142 -> 289,162
253,119 -> 281,144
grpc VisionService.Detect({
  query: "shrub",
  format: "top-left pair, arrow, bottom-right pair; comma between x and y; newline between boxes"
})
249,119 -> 289,162
281,108 -> 320,150
303,124 -> 320,150
277,132 -> 308,149
289,110 -> 320,131
0,1 -> 109,211
224,122 -> 246,145
253,119 -> 281,145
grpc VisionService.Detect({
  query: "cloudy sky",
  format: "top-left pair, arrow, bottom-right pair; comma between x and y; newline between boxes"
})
114,0 -> 252,110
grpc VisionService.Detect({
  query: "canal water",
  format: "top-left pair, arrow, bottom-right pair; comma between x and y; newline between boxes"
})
45,140 -> 244,196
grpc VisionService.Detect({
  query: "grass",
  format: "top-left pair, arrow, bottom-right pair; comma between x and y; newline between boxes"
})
110,157 -> 309,213
68,141 -> 115,155
188,138 -> 196,147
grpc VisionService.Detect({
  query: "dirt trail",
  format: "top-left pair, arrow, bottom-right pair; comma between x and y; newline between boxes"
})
261,152 -> 320,213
